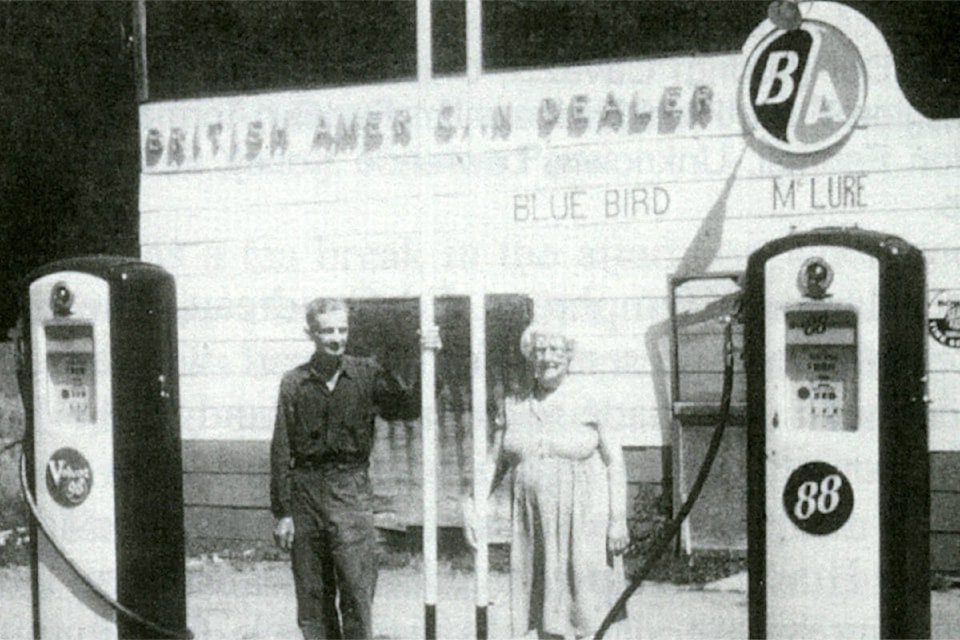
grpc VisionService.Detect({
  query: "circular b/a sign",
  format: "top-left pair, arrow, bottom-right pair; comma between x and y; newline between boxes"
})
783,461 -> 853,535
45,447 -> 93,507
741,21 -> 867,154
929,290 -> 960,348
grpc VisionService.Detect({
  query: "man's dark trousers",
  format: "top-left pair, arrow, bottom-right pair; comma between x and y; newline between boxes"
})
291,465 -> 378,639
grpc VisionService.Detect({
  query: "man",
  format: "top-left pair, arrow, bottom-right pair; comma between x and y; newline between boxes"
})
271,298 -> 439,639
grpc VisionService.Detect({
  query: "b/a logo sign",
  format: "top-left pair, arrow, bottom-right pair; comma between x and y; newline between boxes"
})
741,21 -> 867,154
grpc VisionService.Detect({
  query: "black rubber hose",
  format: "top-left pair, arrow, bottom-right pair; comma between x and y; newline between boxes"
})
19,454 -> 193,639
1,438 -> 22,455
594,319 -> 735,639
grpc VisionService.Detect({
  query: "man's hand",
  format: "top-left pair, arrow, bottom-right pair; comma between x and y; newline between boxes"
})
420,325 -> 442,351
461,498 -> 478,550
274,516 -> 295,552
607,518 -> 629,556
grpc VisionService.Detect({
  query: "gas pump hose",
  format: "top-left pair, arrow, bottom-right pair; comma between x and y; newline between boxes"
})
19,454 -> 194,639
1,438 -> 23,455
594,317 -> 736,640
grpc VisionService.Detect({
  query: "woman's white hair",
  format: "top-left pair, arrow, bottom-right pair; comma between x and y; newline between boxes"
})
519,320 -> 576,361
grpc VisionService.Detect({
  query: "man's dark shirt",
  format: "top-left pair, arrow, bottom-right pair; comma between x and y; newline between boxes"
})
270,353 -> 416,518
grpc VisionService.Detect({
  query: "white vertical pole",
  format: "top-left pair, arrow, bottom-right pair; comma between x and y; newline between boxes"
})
469,294 -> 488,639
415,1 -> 438,638
465,0 -> 488,638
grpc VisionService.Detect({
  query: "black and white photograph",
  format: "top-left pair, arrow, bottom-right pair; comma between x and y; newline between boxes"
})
1,1 -> 959,638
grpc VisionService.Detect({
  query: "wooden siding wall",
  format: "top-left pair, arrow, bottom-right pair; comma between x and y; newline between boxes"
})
932,453 -> 960,572
183,440 -> 273,545
182,439 -> 668,546
182,439 -> 959,573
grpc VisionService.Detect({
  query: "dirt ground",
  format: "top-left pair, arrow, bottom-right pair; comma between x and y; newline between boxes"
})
2,559 -> 960,639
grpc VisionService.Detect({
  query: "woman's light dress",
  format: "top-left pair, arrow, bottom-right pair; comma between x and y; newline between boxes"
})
503,380 -> 629,639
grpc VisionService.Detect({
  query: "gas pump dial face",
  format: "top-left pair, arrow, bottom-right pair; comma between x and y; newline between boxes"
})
783,461 -> 853,535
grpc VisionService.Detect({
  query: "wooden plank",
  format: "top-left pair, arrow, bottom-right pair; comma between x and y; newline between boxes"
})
179,374 -> 280,409
928,253 -> 960,294
931,412 -> 960,453
180,406 -> 276,441
581,371 -> 679,411
179,340 -> 309,377
178,311 -> 305,343
931,533 -> 960,573
568,337 -> 662,374
932,452 -> 960,492
681,422 -> 748,551
182,439 -> 270,473
511,297 -> 670,336
624,447 -> 666,484
184,472 -> 270,509
931,492 -> 960,532
676,334 -> 745,373
673,403 -> 747,427
930,373 -> 960,412
184,506 -> 274,542
673,280 -> 743,305
678,372 -> 748,404
676,322 -> 744,336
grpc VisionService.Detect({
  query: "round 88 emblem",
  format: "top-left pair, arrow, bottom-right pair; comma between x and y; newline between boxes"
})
783,461 -> 853,535
741,21 -> 867,154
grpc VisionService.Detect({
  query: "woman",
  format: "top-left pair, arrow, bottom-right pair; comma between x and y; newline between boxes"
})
472,321 -> 632,639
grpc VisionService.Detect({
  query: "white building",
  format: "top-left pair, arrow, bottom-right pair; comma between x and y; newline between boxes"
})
138,3 -> 960,570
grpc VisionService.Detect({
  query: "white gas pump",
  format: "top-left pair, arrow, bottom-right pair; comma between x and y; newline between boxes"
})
744,228 -> 929,639
21,257 -> 190,639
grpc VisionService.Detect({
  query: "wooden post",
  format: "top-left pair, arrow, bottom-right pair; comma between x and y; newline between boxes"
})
470,293 -> 488,640
416,1 -> 438,638
466,1 -> 488,638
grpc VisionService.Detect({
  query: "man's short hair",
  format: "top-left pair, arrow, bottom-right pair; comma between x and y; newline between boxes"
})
305,298 -> 349,331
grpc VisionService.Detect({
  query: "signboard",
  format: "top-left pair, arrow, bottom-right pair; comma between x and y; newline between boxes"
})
139,57 -> 739,173
741,21 -> 867,154
929,290 -> 960,348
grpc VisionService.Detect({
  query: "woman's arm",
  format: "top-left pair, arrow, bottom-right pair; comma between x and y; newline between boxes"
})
598,421 -> 629,555
487,428 -> 515,495
464,422 -> 513,550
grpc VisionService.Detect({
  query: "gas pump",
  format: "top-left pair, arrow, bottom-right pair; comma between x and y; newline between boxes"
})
744,227 -> 929,639
20,256 -> 191,639
595,227 -> 928,640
